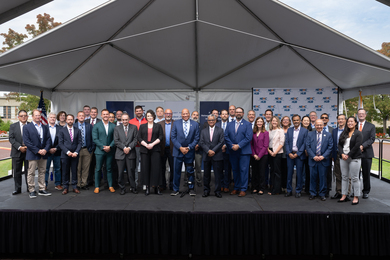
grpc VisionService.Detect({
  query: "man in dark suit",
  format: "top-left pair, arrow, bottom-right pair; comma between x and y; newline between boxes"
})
191,110 -> 203,187
331,114 -> 346,199
157,108 -> 174,190
92,109 -> 116,193
224,107 -> 253,197
74,111 -> 95,190
357,108 -> 375,199
9,110 -> 29,195
44,112 -> 63,191
23,109 -> 51,198
58,114 -> 82,195
170,108 -> 200,196
320,113 -> 334,197
220,109 -> 231,193
114,113 -> 138,195
199,114 -> 224,198
306,119 -> 333,201
202,109 -> 221,129
285,115 -> 308,198
85,107 -> 101,187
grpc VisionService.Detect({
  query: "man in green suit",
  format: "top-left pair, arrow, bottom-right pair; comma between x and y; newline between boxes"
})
92,109 -> 116,193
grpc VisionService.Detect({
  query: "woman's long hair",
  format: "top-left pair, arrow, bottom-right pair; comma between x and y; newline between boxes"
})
253,117 -> 265,133
338,116 -> 358,145
301,115 -> 312,131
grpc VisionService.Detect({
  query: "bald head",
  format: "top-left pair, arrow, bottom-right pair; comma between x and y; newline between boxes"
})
182,108 -> 190,121
315,119 -> 324,133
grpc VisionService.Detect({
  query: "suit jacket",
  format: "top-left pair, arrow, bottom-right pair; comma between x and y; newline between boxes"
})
332,127 -> 344,161
324,125 -> 334,134
306,130 -> 333,167
138,123 -> 163,154
360,121 -> 375,158
92,121 -> 116,155
58,126 -> 82,159
285,126 -> 308,160
46,124 -> 62,157
171,119 -> 200,158
114,124 -> 138,160
338,130 -> 363,160
157,120 -> 174,156
224,119 -> 253,155
85,118 -> 102,126
199,125 -> 224,161
23,122 -> 51,160
74,122 -> 96,153
268,128 -> 285,154
251,131 -> 269,159
9,121 -> 29,158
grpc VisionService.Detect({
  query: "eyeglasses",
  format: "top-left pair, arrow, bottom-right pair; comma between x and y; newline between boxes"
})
321,117 -> 328,119
19,115 -> 27,117
165,113 -> 172,115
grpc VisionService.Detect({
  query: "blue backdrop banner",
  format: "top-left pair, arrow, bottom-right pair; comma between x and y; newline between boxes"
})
200,101 -> 230,127
106,101 -> 134,119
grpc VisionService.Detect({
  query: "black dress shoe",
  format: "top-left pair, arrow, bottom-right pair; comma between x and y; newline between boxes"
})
331,193 -> 342,199
295,193 -> 301,198
130,188 -> 138,194
352,199 -> 359,205
120,189 -> 126,195
12,190 -> 21,195
362,193 -> 368,199
215,193 -> 222,198
320,196 -> 326,201
202,192 -> 210,197
81,186 -> 89,190
309,195 -> 315,200
285,192 -> 292,197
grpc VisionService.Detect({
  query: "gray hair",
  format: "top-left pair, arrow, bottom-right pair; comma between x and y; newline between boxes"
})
208,114 -> 217,120
48,112 -> 57,117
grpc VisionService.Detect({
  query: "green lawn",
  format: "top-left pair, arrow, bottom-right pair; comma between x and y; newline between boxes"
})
372,158 -> 390,180
0,159 -> 12,178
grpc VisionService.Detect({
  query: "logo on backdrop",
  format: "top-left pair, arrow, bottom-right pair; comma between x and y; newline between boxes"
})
323,97 -> 331,103
253,105 -> 260,111
267,105 -> 276,111
290,97 -> 299,103
299,105 -> 307,112
316,88 -> 324,94
283,105 -> 291,112
332,87 -> 338,94
315,105 -> 323,111
275,97 -> 282,103
283,89 -> 291,95
299,89 -> 307,95
253,89 -> 260,95
306,97 -> 315,103
259,97 -> 267,103
331,105 -> 338,111
268,89 -> 275,95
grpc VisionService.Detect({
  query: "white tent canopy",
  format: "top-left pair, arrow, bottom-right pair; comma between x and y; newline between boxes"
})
1,0 -> 390,114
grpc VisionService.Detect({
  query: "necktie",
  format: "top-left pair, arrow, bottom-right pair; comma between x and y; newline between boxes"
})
210,128 -> 213,142
316,132 -> 321,156
359,123 -> 362,132
184,121 -> 188,137
235,121 -> 239,133
125,126 -> 128,137
81,125 -> 85,146
91,119 -> 94,126
222,122 -> 226,132
70,128 -> 73,142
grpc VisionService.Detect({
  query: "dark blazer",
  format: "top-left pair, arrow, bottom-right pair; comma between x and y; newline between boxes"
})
324,125 -> 334,134
23,122 -> 51,160
199,125 -> 224,161
58,126 -> 82,159
224,119 -> 253,155
9,122 -> 29,158
114,124 -> 138,160
306,130 -> 333,167
47,124 -> 62,157
285,126 -> 308,160
74,122 -> 96,153
332,127 -> 344,161
157,120 -> 174,156
360,121 -> 375,158
202,120 -> 221,129
338,130 -> 363,159
138,123 -> 164,154
85,118 -> 102,126
171,119 -> 200,158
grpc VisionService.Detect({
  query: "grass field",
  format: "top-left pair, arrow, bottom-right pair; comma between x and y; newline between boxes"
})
0,159 -> 12,178
372,158 -> 390,180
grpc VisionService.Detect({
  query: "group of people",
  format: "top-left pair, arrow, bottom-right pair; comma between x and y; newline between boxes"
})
9,104 -> 375,204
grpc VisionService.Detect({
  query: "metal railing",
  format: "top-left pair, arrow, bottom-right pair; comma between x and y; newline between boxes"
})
372,138 -> 390,184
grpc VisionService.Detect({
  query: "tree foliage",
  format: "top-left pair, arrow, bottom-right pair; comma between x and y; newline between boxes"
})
5,92 -> 51,113
0,29 -> 28,53
377,42 -> 390,57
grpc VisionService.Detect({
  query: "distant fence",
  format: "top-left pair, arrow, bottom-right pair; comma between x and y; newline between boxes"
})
372,138 -> 390,184
0,157 -> 12,182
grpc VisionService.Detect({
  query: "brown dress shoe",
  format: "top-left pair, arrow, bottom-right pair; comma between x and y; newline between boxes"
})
238,191 -> 246,197
74,189 -> 80,194
55,185 -> 63,191
230,190 -> 239,195
223,188 -> 229,193
62,189 -> 68,195
109,187 -> 115,193
94,188 -> 100,194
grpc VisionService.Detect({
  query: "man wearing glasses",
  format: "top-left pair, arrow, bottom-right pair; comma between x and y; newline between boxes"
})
157,109 -> 175,190
320,113 -> 334,198
9,110 -> 29,195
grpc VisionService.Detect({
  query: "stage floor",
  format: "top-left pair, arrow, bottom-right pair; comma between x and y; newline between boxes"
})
1,174 -> 389,214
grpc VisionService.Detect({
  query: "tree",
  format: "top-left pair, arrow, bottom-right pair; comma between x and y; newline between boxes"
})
378,42 -> 390,57
0,29 -> 28,53
5,92 -> 51,113
25,13 -> 61,37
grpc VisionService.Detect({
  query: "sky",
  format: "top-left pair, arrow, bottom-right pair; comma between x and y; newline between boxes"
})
0,0 -> 389,95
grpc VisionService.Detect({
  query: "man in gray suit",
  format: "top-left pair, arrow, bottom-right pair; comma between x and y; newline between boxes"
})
199,114 -> 225,198
9,110 -> 29,195
114,113 -> 138,195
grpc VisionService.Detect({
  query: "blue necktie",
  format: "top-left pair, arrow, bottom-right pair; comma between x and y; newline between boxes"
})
316,132 -> 321,156
184,121 -> 188,137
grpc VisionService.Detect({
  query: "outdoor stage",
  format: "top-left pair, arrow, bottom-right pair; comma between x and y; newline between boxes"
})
0,175 -> 390,259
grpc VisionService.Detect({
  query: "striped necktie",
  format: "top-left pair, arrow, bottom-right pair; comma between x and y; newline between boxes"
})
316,132 -> 321,156
69,128 -> 73,142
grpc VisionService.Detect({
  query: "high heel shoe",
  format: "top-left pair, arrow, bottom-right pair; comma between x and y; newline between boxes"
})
145,186 -> 150,196
338,197 -> 350,203
352,198 -> 359,205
